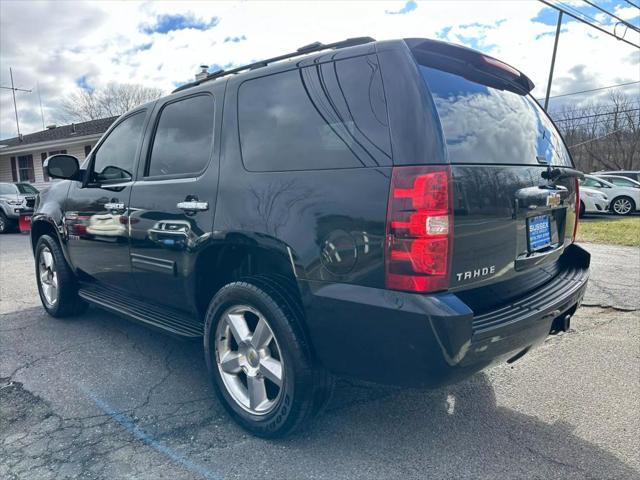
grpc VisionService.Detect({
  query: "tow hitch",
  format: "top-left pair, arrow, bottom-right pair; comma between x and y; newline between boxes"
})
550,313 -> 572,335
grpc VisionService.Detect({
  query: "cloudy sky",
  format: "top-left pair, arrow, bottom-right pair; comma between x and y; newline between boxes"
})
0,0 -> 638,140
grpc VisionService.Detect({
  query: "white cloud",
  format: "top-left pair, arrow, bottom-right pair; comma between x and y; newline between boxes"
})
0,0 -> 638,139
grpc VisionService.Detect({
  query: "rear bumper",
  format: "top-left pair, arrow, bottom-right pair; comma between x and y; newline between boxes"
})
302,244 -> 590,387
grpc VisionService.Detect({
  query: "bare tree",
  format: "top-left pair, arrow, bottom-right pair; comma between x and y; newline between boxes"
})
553,92 -> 640,172
59,83 -> 164,122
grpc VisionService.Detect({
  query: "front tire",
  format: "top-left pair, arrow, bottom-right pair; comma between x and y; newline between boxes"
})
0,211 -> 11,234
204,278 -> 332,438
35,235 -> 88,317
610,196 -> 635,216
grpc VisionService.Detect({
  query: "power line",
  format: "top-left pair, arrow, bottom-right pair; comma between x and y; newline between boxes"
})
557,116 -> 638,130
568,127 -> 628,148
582,0 -> 640,33
538,0 -> 640,49
553,107 -> 640,122
537,80 -> 640,101
558,0 -> 605,27
550,99 -> 640,117
622,0 -> 639,9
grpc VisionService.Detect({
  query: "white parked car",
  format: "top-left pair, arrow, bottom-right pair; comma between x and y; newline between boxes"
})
582,175 -> 640,216
579,186 -> 609,217
596,174 -> 640,189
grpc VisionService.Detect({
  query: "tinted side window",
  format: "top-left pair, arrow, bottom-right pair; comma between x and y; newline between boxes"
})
238,55 -> 391,171
607,177 -> 636,187
92,112 -> 145,183
147,95 -> 215,177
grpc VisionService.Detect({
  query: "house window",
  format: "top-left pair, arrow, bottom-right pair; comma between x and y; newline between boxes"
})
41,153 -> 49,181
40,150 -> 66,182
18,154 -> 35,182
10,156 -> 17,181
84,145 -> 92,158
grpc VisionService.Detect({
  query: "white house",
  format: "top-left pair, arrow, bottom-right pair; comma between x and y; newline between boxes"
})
0,117 -> 117,189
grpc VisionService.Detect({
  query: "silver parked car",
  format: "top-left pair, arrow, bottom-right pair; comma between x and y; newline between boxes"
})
0,182 -> 38,233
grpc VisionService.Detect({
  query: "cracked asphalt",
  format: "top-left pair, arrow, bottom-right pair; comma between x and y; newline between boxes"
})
1,233 -> 639,480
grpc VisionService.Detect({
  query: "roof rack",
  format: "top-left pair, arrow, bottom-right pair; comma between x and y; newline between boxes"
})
172,36 -> 376,93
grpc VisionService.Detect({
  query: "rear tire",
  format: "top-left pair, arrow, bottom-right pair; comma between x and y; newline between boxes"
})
35,235 -> 88,317
610,196 -> 635,216
579,201 -> 585,218
204,277 -> 332,438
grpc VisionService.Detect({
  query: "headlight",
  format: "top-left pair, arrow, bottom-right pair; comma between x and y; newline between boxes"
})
7,199 -> 22,205
601,194 -> 608,200
583,192 -> 596,198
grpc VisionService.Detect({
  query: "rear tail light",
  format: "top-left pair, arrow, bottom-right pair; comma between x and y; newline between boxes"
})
572,178 -> 580,243
385,166 -> 453,293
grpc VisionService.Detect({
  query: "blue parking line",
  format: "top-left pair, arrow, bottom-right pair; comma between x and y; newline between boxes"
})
81,387 -> 221,480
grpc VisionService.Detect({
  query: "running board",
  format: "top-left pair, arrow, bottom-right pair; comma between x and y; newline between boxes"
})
78,284 -> 203,338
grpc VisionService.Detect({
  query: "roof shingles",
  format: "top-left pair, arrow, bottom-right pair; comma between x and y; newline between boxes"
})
0,117 -> 118,148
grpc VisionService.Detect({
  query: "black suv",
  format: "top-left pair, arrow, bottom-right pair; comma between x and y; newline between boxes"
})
32,37 -> 589,437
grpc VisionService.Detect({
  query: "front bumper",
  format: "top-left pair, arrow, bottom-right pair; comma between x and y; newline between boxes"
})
302,244 -> 590,387
593,199 -> 608,212
5,207 -> 33,219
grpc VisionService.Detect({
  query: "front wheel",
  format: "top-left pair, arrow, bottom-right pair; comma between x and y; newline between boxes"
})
611,196 -> 635,216
35,235 -> 88,317
0,211 -> 11,234
204,278 -> 332,438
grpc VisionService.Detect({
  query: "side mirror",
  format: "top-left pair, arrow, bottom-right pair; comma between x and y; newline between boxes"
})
45,154 -> 81,181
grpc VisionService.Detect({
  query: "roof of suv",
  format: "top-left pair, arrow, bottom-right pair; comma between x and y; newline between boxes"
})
172,36 -> 532,95
172,37 -> 378,93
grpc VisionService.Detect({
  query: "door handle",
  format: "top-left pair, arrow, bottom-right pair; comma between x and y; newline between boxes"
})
105,202 -> 126,212
177,201 -> 209,212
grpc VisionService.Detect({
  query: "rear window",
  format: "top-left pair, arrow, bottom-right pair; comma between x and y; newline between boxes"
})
418,65 -> 572,167
238,55 -> 391,171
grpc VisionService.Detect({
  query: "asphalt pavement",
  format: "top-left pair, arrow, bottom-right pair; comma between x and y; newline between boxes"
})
1,233 -> 639,480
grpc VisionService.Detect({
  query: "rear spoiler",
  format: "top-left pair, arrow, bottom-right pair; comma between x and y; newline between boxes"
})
404,38 -> 535,95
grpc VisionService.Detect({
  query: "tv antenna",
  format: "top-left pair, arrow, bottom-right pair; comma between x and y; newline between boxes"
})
0,68 -> 32,138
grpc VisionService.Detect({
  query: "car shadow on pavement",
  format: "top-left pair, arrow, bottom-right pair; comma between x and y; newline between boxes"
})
2,306 -> 638,479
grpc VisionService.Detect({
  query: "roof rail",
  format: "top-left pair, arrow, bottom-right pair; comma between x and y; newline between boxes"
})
172,36 -> 376,93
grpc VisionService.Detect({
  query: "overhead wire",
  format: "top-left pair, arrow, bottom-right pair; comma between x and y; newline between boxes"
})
538,0 -> 640,48
568,127 -> 628,147
537,80 -> 640,101
581,0 -> 640,33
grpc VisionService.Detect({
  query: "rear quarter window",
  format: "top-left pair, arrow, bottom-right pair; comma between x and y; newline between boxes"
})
418,65 -> 572,167
238,54 -> 391,171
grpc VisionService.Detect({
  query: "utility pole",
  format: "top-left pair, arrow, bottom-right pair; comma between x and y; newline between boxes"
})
544,11 -> 563,111
0,68 -> 32,137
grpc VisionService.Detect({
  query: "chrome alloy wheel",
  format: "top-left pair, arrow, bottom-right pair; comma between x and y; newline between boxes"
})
38,247 -> 58,305
215,305 -> 284,415
612,198 -> 632,215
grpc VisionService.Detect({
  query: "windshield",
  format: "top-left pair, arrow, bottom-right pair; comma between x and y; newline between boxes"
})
15,183 -> 39,194
417,64 -> 572,167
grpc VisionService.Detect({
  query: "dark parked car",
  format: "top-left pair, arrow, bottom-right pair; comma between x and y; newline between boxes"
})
32,37 -> 589,437
0,182 -> 38,233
